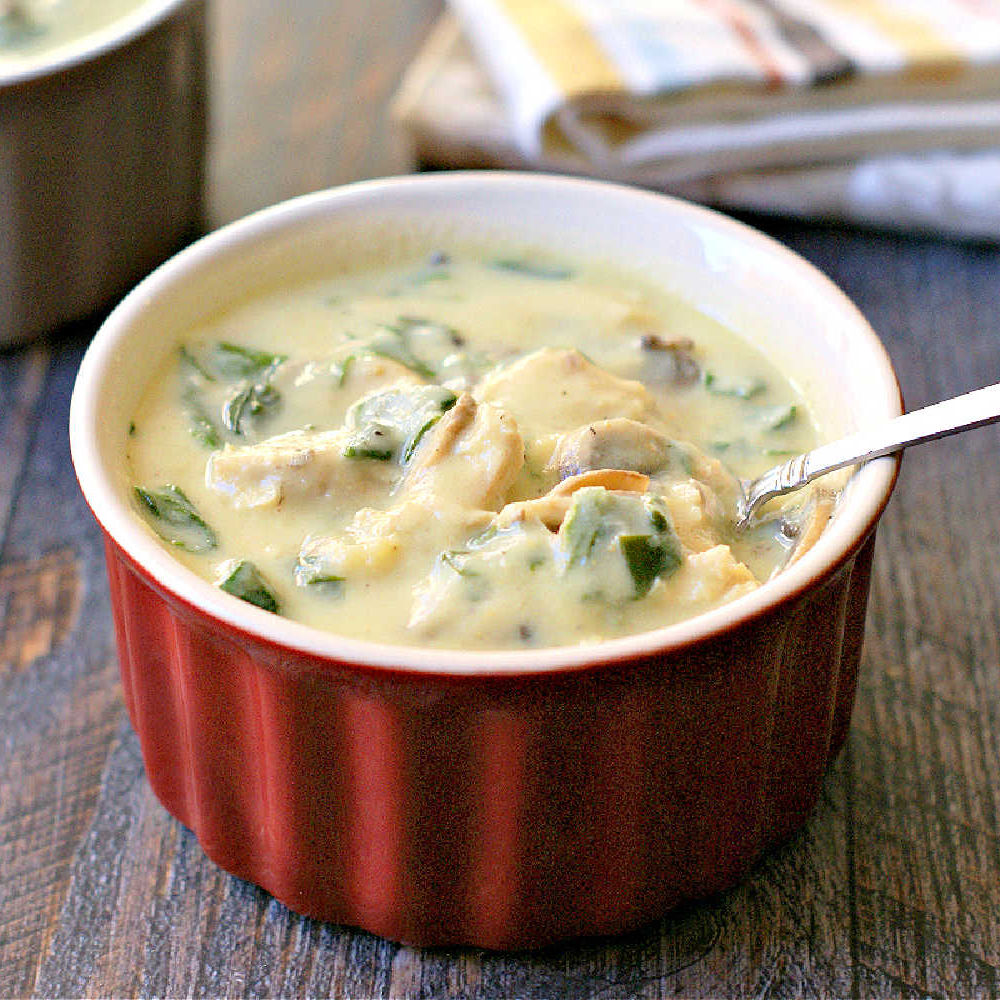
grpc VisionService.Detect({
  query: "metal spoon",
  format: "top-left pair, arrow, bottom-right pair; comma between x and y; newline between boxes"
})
737,382 -> 1000,528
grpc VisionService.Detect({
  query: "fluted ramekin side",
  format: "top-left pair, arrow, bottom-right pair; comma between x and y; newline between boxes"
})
829,531 -> 877,759
101,524 -> 874,949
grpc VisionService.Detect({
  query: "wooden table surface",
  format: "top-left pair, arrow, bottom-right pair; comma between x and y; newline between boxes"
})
3,1 -> 1000,996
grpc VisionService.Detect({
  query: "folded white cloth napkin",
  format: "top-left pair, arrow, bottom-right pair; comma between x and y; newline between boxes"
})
393,2 -> 1000,240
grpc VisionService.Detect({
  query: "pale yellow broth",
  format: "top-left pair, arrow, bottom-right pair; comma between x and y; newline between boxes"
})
0,0 -> 145,63
127,250 -> 832,650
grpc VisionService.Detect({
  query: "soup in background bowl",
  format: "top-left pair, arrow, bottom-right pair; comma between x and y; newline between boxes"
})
70,173 -> 901,948
1,0 -> 148,63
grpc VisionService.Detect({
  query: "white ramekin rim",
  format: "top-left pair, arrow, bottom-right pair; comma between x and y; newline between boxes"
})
0,0 -> 195,87
70,172 -> 901,677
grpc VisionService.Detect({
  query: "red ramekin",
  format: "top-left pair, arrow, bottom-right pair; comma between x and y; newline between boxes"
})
70,173 -> 901,949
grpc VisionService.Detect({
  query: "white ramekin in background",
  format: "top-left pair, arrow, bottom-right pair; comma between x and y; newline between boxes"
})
0,0 -> 207,346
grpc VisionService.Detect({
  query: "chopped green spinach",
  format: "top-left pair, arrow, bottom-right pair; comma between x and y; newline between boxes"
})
330,354 -> 356,388
224,380 -> 281,436
368,324 -> 437,379
704,372 -> 766,399
491,258 -> 574,280
754,403 -> 798,430
206,342 -> 287,381
560,488 -> 682,598
343,384 -> 458,463
368,315 -> 464,379
180,383 -> 222,449
179,344 -> 216,382
134,485 -> 217,553
619,532 -> 682,598
178,341 -> 287,444
293,554 -> 345,592
218,560 -> 280,613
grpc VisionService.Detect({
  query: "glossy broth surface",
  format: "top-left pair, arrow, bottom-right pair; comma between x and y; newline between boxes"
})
127,250 -> 834,649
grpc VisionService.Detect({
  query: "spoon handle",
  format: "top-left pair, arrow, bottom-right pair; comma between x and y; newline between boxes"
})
741,382 -> 1000,523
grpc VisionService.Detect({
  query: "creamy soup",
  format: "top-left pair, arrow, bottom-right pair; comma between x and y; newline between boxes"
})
0,0 -> 144,63
127,250 -> 836,650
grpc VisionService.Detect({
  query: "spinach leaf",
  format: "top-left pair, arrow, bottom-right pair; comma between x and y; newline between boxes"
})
704,372 -> 766,399
491,258 -> 574,280
179,341 -> 287,441
330,354 -> 356,388
436,549 -> 491,601
343,384 -> 458,463
224,380 -> 281,436
368,323 -> 438,379
134,485 -> 217,553
180,383 -> 222,449
619,532 -> 682,598
560,488 -> 682,599
179,344 -> 217,382
361,315 -> 476,383
754,403 -> 798,430
206,342 -> 287,381
293,555 -> 345,593
218,560 -> 280,613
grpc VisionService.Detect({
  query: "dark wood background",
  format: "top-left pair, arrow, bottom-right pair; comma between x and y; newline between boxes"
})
3,0 -> 1000,996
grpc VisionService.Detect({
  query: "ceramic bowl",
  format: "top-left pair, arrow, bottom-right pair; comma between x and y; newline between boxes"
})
0,0 -> 206,346
69,173 -> 901,949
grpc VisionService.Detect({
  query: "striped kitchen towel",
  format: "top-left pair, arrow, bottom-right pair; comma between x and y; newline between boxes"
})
445,0 -> 1000,181
393,3 -> 1000,239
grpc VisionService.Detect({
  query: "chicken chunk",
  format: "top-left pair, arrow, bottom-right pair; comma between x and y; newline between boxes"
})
402,392 -> 524,511
475,348 -> 669,440
206,428 -> 394,509
661,479 -> 733,554
296,500 -> 492,582
681,545 -> 759,605
335,353 -> 423,398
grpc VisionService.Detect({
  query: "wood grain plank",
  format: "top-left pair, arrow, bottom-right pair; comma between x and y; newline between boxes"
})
4,6 -> 1000,995
0,345 -> 50,555
0,334 -> 125,999
775,226 -> 1000,998
17,226 -> 1000,999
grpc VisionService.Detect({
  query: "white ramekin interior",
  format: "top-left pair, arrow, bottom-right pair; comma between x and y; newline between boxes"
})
69,173 -> 901,675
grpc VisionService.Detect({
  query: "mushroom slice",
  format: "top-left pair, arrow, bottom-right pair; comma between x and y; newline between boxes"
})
550,469 -> 650,496
638,333 -> 701,386
402,392 -> 524,512
781,488 -> 836,567
548,418 -> 678,479
495,469 -> 649,531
